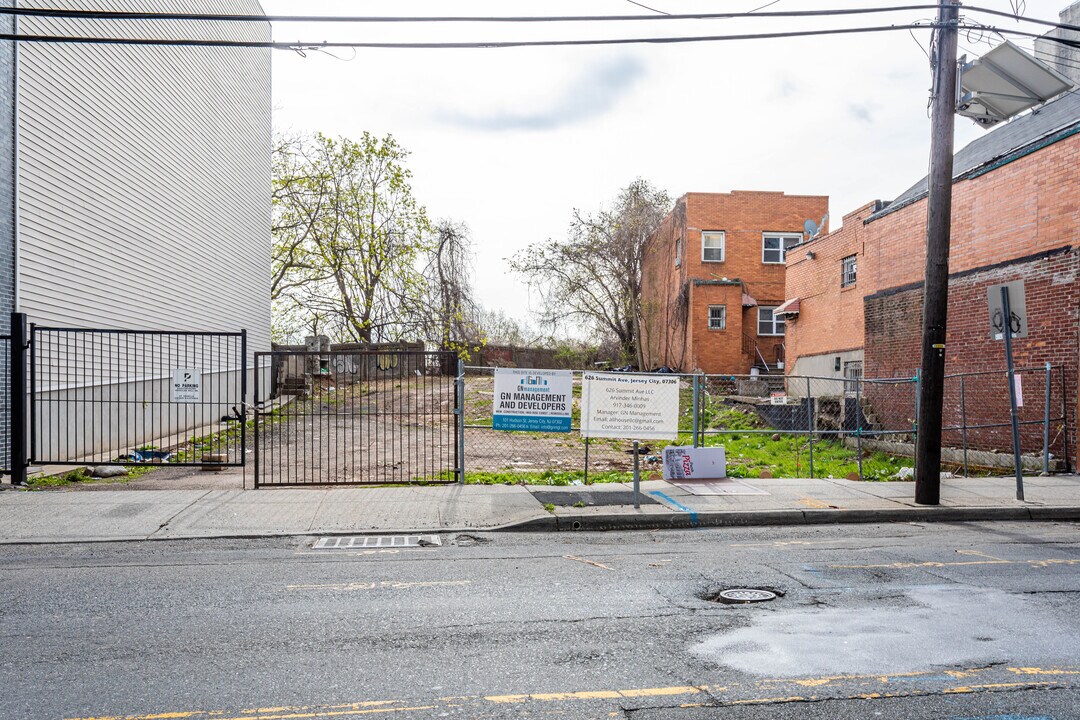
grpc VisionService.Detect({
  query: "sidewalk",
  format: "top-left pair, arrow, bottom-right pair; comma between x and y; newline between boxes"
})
0,475 -> 1078,544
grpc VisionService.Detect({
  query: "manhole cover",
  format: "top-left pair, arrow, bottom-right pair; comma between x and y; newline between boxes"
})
715,588 -> 777,604
312,535 -> 441,549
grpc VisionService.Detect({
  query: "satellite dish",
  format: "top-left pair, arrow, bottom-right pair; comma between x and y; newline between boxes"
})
804,213 -> 829,240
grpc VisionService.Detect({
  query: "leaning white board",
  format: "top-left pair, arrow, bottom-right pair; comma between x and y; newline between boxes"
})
662,446 -> 727,480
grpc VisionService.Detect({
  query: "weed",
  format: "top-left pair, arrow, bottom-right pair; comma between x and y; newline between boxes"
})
543,503 -> 556,513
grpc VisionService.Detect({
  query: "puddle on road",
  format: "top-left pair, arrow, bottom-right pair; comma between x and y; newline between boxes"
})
690,587 -> 1073,677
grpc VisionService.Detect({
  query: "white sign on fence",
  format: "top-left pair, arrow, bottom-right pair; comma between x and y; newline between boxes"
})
662,446 -> 727,480
580,372 -> 679,441
171,368 -> 201,403
492,368 -> 573,432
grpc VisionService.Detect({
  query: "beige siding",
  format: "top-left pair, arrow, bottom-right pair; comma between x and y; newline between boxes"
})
16,0 -> 271,356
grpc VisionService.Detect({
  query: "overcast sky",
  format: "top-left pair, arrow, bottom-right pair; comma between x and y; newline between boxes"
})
263,0 -> 1073,325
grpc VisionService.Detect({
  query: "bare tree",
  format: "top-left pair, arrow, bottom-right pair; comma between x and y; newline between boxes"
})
423,220 -> 483,357
509,179 -> 670,367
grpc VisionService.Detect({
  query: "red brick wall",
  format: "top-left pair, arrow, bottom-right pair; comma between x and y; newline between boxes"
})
641,190 -> 829,373
864,248 -> 1079,467
785,201 -> 880,370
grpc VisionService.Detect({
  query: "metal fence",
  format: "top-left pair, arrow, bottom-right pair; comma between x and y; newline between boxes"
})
461,366 -> 1071,481
30,327 -> 247,467
0,333 -> 9,474
253,349 -> 458,486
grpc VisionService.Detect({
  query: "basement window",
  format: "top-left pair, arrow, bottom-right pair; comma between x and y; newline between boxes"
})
708,305 -> 727,330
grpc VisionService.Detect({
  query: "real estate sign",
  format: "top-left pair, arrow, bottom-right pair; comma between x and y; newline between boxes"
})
580,372 -> 679,441
492,368 -> 573,432
171,368 -> 201,403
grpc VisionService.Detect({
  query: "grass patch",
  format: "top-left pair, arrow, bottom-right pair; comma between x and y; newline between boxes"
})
455,469 -> 634,486
701,407 -> 914,480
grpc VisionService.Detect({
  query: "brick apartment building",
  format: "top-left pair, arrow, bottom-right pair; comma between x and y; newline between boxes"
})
782,88 -> 1080,468
640,191 -> 829,374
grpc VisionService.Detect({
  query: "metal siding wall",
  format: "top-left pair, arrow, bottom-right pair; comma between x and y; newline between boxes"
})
15,0 -> 272,360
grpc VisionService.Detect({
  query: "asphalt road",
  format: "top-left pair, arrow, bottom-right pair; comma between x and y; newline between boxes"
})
1,521 -> 1079,720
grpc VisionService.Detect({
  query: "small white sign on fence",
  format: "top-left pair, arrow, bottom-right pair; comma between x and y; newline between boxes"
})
171,368 -> 201,403
580,372 -> 679,441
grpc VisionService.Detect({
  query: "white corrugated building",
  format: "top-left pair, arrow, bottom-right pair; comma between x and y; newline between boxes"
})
2,0 -> 271,466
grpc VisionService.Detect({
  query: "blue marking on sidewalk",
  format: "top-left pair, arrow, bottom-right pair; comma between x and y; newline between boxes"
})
649,491 -> 698,526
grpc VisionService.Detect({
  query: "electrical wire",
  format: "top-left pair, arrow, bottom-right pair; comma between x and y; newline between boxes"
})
0,22 -> 1074,51
0,3 -> 1076,33
624,0 -> 670,15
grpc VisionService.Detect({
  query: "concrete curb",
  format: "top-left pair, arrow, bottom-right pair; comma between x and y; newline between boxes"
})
522,505 -> 1080,532
1,506 -> 1077,545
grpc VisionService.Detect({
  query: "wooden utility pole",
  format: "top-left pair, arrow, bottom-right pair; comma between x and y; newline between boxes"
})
915,0 -> 961,505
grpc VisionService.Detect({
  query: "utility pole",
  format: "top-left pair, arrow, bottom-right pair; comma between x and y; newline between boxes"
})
914,0 -> 961,506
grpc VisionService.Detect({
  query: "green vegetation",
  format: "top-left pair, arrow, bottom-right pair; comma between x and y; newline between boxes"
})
700,407 -> 914,480
440,469 -> 634,486
25,464 -> 157,490
543,503 -> 556,513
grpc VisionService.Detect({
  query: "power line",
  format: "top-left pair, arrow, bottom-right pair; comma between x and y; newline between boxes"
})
0,20 -> 1075,52
0,3 -> 1076,34
3,23 -> 944,50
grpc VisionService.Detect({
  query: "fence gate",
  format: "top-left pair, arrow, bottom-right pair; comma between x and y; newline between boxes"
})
253,349 -> 459,486
28,326 -> 247,469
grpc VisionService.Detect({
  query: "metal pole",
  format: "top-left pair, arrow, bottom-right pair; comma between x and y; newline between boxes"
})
806,376 -> 814,479
1043,362 -> 1051,475
253,349 -> 261,489
456,358 -> 465,484
1062,367 -> 1071,473
856,377 -> 863,480
914,0 -> 961,506
240,329 -> 247,462
632,439 -> 640,509
9,313 -> 27,486
1002,287 -> 1024,501
584,437 -> 590,485
960,375 -> 968,477
692,375 -> 700,448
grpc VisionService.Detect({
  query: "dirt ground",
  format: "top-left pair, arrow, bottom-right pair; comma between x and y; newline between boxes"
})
49,373 -> 652,490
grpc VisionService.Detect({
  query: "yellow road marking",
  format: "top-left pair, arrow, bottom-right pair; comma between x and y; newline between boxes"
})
66,665 -> 1080,720
563,555 -> 615,571
285,580 -> 470,592
829,558 -> 1079,570
1010,667 -> 1080,676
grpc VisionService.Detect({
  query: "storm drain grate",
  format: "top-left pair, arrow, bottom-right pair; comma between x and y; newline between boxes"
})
313,535 -> 441,549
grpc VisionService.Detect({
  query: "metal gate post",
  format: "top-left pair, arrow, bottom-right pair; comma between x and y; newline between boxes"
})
9,313 -> 27,486
253,349 -> 261,489
456,358 -> 465,484
240,329 -> 248,460
692,374 -> 700,448
960,375 -> 968,477
855,377 -> 863,480
1044,362 -> 1051,475
806,377 -> 814,479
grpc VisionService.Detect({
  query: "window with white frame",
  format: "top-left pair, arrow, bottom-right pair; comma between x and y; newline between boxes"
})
702,231 -> 725,262
762,232 -> 803,264
675,238 -> 682,267
708,305 -> 726,330
758,306 -> 785,336
841,254 -> 857,287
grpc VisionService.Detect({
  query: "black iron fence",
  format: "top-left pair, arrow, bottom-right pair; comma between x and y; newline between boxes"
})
30,326 -> 247,468
253,349 -> 459,486
0,333 -> 9,475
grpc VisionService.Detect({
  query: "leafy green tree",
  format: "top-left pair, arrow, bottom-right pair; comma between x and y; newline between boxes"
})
272,132 -> 432,343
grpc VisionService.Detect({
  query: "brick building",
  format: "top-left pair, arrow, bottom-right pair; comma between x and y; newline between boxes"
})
640,191 -> 829,374
782,89 -> 1080,467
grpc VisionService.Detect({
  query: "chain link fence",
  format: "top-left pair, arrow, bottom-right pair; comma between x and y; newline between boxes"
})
461,365 -> 1070,482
